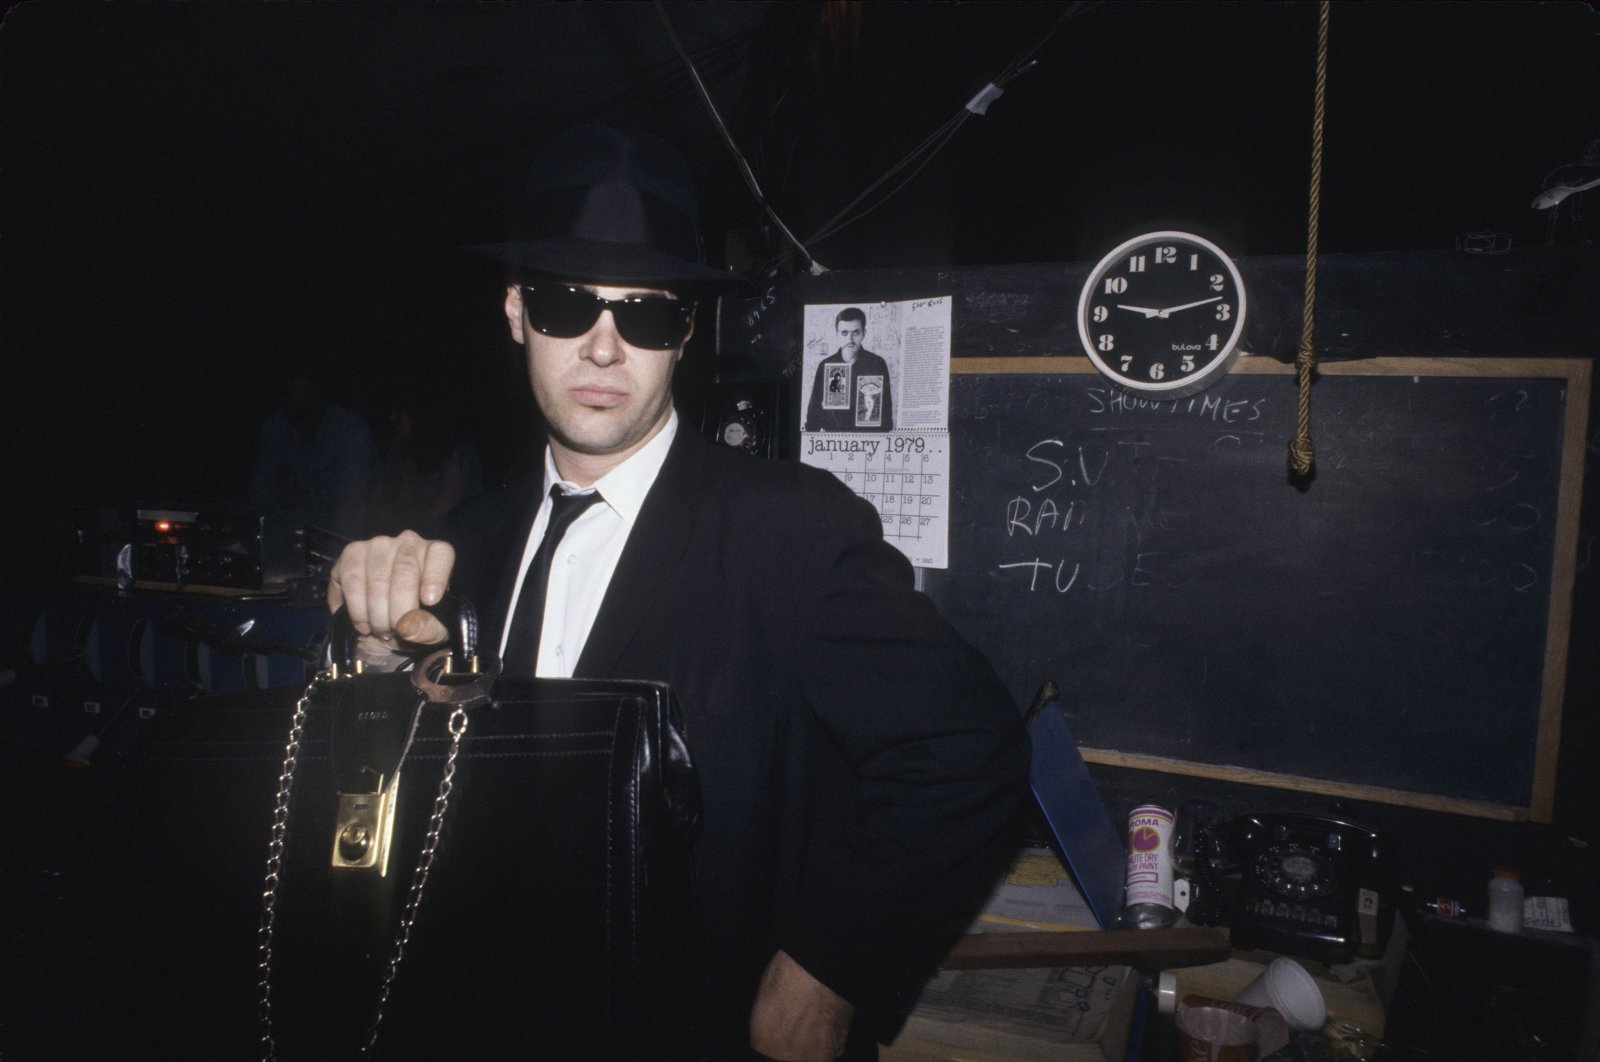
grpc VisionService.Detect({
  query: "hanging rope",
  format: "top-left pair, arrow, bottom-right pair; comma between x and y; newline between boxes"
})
1290,0 -> 1331,477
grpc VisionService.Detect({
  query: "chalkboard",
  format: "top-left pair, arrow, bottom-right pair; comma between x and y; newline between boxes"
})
922,357 -> 1589,821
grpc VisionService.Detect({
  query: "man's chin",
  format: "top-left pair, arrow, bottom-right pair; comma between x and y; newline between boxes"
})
548,411 -> 667,461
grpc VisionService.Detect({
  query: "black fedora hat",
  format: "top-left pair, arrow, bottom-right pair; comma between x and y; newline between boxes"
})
468,124 -> 748,293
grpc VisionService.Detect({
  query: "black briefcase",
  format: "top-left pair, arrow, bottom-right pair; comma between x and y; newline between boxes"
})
111,601 -> 704,1061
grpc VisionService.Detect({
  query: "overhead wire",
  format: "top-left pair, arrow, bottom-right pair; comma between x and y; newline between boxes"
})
656,0 -> 1094,275
803,1 -> 1094,250
654,0 -> 819,271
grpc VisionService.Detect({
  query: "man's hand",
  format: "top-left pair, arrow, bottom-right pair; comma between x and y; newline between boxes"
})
327,531 -> 456,656
749,950 -> 854,1061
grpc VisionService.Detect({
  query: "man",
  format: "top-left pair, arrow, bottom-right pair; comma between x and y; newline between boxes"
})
803,308 -> 894,432
249,364 -> 373,538
328,126 -> 1027,1060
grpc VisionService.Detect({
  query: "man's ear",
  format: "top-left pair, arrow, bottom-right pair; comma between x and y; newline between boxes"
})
504,285 -> 526,344
677,313 -> 694,362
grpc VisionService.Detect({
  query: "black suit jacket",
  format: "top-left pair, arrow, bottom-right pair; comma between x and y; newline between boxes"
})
447,424 -> 1028,1051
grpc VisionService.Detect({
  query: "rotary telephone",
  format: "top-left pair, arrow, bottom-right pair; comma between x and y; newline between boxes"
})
698,381 -> 785,459
1192,813 -> 1398,963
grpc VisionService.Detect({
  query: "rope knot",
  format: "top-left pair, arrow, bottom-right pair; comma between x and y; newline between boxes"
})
1289,435 -> 1316,476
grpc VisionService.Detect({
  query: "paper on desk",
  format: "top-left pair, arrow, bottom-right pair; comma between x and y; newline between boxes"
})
898,964 -> 1133,1059
973,847 -> 1099,932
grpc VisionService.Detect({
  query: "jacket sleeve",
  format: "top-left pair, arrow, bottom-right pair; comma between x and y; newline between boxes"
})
771,480 -> 1030,1038
881,357 -> 894,432
803,361 -> 825,432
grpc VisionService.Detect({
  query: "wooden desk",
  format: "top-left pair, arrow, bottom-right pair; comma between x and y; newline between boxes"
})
943,926 -> 1231,970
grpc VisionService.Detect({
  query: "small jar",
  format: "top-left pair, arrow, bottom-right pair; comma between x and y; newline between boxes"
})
1486,867 -> 1524,933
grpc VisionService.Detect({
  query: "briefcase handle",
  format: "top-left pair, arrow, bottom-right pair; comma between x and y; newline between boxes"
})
327,594 -> 483,680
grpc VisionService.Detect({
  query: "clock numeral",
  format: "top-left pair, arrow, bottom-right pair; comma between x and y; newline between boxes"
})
1190,253 -> 1200,270
1103,277 -> 1128,295
1215,303 -> 1232,321
1180,354 -> 1196,373
1155,246 -> 1177,264
1097,334 -> 1116,352
1120,355 -> 1133,372
1206,333 -> 1221,351
1092,305 -> 1109,323
1209,273 -> 1225,292
1148,362 -> 1167,381
1128,254 -> 1147,272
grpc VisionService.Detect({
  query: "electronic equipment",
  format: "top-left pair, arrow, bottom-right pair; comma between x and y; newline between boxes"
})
1212,813 -> 1398,963
75,505 -> 309,590
699,381 -> 785,459
3,582 -> 328,762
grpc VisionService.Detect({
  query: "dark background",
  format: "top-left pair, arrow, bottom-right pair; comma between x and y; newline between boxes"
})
4,0 -> 1598,551
4,4 -> 1600,1057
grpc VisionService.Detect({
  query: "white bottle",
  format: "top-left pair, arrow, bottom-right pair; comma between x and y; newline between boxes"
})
1486,867 -> 1524,933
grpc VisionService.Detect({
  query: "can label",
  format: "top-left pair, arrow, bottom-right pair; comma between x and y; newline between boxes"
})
1125,804 -> 1176,911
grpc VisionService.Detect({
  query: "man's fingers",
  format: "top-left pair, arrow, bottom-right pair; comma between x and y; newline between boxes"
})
329,541 -> 372,632
385,532 -> 428,632
420,540 -> 456,606
362,536 -> 401,636
327,562 -> 347,612
328,533 -> 455,645
395,608 -> 449,647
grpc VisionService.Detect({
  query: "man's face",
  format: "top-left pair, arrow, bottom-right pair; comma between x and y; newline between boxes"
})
505,282 -> 689,483
837,319 -> 864,358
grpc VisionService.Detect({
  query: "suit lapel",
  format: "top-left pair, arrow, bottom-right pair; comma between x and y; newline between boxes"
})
574,426 -> 704,678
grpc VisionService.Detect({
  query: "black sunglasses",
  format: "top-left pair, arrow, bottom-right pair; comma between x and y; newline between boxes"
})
519,284 -> 694,350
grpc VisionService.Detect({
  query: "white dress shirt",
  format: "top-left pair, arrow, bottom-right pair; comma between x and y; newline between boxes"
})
496,411 -> 679,678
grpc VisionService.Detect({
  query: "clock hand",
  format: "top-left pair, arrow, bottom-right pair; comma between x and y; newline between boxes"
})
1157,295 -> 1224,315
1115,303 -> 1168,319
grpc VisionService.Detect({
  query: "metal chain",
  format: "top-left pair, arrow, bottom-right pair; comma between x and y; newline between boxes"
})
256,683 -> 471,1062
360,702 -> 470,1055
258,681 -> 314,1062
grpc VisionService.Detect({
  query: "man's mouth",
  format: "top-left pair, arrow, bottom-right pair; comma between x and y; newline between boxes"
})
570,386 -> 628,407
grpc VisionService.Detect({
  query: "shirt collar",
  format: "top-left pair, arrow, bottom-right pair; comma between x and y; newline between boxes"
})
541,408 -> 678,525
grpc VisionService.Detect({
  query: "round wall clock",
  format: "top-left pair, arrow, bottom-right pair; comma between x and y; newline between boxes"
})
1076,230 -> 1247,396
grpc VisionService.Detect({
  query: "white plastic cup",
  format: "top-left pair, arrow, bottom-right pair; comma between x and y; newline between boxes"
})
1235,957 -> 1327,1032
1176,1003 -> 1259,1062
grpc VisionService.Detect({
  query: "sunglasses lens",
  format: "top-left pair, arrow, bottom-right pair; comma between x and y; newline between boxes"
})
614,300 -> 691,349
523,286 -> 602,338
523,286 -> 691,349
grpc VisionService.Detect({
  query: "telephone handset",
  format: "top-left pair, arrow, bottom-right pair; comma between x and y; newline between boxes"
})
1221,813 -> 1397,963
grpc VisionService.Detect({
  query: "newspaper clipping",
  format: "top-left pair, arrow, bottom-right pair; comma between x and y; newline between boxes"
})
798,296 -> 952,568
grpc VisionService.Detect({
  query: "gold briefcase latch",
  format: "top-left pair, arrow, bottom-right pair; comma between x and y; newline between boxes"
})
331,772 -> 400,876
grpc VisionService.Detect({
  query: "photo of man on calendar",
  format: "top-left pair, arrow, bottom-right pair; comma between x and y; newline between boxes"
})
804,306 -> 895,432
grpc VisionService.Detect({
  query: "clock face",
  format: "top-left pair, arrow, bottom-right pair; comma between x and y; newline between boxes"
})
1077,230 -> 1247,396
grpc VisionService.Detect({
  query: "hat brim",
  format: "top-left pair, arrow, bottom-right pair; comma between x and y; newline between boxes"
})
467,238 -> 755,296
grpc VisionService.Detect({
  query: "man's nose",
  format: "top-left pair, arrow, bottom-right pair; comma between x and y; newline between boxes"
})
580,310 -> 625,366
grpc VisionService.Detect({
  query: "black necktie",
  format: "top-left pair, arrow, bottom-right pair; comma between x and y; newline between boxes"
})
502,487 -> 603,677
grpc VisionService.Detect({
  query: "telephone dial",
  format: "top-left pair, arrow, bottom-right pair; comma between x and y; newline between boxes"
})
1191,813 -> 1398,963
698,381 -> 785,459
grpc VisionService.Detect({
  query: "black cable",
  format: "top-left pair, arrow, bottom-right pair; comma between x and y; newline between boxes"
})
806,112 -> 970,246
803,2 -> 1094,251
653,0 -> 817,271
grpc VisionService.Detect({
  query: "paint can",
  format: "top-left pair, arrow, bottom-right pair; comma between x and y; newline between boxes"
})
1124,803 -> 1178,928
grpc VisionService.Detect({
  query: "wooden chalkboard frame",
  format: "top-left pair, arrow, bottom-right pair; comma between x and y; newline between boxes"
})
953,356 -> 1590,822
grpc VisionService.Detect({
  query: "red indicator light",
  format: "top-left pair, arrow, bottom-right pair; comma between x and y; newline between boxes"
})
154,520 -> 173,532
